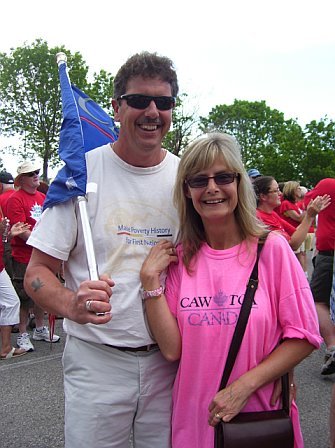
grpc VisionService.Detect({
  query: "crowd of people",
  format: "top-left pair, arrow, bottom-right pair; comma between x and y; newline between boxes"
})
0,50 -> 334,447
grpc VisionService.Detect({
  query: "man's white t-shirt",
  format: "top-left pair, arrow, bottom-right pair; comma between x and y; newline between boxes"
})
28,144 -> 180,346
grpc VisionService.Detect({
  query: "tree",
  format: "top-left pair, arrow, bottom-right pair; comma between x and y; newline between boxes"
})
199,99 -> 310,182
0,39 -> 115,180
163,93 -> 199,156
301,117 -> 335,187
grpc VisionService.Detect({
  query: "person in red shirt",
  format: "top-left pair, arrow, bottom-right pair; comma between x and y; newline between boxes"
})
0,214 -> 30,359
0,171 -> 16,278
280,181 -> 308,272
304,178 -> 335,375
253,176 -> 328,252
7,162 -> 60,352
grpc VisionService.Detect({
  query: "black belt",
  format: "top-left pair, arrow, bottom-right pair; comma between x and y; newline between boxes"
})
319,250 -> 334,257
104,343 -> 158,352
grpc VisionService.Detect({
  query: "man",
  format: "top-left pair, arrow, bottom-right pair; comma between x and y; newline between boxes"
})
25,52 -> 180,448
7,162 -> 60,352
247,168 -> 262,183
304,178 -> 335,375
0,171 -> 15,277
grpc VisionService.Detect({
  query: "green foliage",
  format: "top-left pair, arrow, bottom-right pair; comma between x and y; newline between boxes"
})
163,93 -> 199,156
199,99 -> 335,186
0,39 -> 114,180
301,118 -> 335,187
86,69 -> 114,113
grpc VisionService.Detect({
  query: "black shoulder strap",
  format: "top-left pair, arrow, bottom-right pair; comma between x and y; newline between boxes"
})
218,233 -> 289,412
218,237 -> 265,391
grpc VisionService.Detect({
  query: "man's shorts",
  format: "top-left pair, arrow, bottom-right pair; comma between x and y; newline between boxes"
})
310,253 -> 333,306
12,259 -> 33,310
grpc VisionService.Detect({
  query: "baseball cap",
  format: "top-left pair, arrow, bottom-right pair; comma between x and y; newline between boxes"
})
247,168 -> 261,178
0,171 -> 14,184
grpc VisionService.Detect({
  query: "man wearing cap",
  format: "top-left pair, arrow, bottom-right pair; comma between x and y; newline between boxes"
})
247,168 -> 262,183
7,162 -> 60,352
0,171 -> 15,278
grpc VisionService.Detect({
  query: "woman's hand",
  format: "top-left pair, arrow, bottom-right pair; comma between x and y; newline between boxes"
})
306,194 -> 331,219
10,222 -> 31,238
208,378 -> 251,426
140,240 -> 177,290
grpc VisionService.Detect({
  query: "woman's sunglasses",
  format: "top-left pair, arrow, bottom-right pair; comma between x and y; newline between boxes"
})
186,172 -> 239,189
117,94 -> 175,111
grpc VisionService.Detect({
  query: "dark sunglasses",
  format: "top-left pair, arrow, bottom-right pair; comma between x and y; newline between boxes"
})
25,170 -> 40,177
186,172 -> 239,189
117,94 -> 175,111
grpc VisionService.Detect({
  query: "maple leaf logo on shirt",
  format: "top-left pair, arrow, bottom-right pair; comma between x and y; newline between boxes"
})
30,203 -> 43,222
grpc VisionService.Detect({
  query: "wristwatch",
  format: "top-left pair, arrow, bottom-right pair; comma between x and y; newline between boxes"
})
141,285 -> 164,300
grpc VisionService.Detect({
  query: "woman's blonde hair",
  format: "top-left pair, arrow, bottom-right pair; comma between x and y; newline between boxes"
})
173,132 -> 266,272
282,181 -> 300,203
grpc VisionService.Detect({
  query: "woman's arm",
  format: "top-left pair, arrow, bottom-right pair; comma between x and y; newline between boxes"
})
289,195 -> 330,250
140,240 -> 182,362
208,338 -> 314,425
284,208 -> 304,223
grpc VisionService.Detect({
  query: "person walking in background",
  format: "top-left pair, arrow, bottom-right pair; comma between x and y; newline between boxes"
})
304,178 -> 335,376
25,52 -> 180,448
7,161 -> 60,352
140,133 -> 321,448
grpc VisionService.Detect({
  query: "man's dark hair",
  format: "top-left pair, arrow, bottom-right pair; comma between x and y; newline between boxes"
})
113,51 -> 179,99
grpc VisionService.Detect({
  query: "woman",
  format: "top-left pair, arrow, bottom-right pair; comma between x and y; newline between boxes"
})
140,133 -> 322,447
253,176 -> 328,254
0,212 -> 30,359
280,181 -> 308,271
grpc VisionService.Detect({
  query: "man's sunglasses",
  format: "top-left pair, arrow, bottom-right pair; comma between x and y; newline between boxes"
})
117,94 -> 175,111
25,170 -> 40,177
186,172 -> 239,189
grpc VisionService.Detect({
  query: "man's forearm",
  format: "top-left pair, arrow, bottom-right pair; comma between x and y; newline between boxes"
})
25,263 -> 74,319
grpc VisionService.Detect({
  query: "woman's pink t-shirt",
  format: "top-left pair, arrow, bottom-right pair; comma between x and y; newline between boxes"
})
165,233 -> 321,448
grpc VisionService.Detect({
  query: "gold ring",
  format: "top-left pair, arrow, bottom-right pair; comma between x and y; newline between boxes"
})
215,412 -> 222,419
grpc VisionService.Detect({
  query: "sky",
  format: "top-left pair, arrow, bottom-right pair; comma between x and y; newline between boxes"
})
1,0 -> 335,176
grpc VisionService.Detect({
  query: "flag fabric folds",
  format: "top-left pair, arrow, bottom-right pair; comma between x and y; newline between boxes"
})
43,61 -> 119,209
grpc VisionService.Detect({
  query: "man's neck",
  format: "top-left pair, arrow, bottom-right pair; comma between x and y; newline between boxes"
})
111,142 -> 166,168
21,186 -> 37,195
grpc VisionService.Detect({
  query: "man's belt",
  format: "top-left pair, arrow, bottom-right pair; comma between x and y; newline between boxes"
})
104,343 -> 158,352
319,250 -> 334,257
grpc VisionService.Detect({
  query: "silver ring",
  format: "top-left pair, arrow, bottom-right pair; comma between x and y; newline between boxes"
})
290,383 -> 295,388
85,300 -> 93,311
214,412 -> 222,419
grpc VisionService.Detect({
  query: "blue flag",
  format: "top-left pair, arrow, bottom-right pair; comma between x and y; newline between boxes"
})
43,61 -> 119,209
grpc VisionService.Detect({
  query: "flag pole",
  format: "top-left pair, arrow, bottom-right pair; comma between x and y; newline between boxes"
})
56,52 -> 99,281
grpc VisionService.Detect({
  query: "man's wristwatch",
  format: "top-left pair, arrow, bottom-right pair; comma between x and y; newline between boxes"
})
141,285 -> 164,300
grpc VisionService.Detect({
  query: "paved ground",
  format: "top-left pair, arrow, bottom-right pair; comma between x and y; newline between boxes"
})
0,316 -> 333,448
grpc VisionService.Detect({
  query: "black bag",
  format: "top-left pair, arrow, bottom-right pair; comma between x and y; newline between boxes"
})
214,237 -> 294,448
214,379 -> 294,448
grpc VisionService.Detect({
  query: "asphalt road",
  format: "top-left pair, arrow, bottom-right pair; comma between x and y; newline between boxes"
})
0,316 -> 333,448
